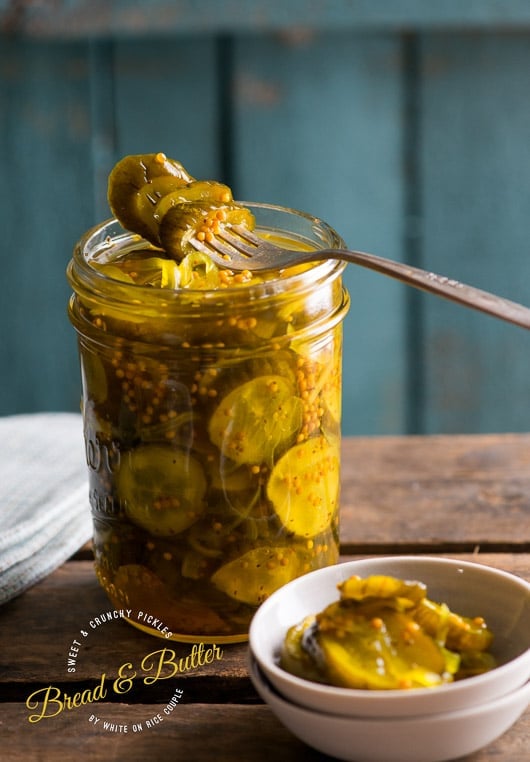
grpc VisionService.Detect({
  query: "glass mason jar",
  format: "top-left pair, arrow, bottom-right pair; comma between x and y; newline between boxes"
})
67,203 -> 350,643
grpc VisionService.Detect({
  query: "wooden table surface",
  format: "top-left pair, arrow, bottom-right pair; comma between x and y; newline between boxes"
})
1,434 -> 529,761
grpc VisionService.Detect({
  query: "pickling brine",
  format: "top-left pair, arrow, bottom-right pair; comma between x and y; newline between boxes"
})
67,155 -> 349,642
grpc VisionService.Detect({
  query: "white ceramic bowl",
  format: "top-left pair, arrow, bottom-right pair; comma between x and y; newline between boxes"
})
249,653 -> 530,762
248,556 -> 530,717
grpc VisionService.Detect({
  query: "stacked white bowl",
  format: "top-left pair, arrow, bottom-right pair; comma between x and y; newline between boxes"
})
248,556 -> 530,762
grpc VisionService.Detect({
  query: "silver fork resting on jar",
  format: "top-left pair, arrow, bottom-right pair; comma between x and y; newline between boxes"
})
190,224 -> 530,330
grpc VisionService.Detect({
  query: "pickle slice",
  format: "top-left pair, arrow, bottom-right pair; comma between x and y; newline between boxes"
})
90,261 -> 136,284
318,630 -> 398,690
80,352 -> 108,404
280,572 -> 497,689
177,251 -> 221,288
311,602 -> 448,689
108,153 -> 193,244
208,375 -> 303,466
211,545 -> 304,606
317,629 -> 445,690
267,436 -> 339,537
382,610 -> 451,680
97,256 -> 180,288
117,445 -> 206,536
159,201 -> 255,260
338,575 -> 427,607
456,650 -> 497,679
280,615 -> 325,684
154,180 -> 233,223
413,597 -> 494,652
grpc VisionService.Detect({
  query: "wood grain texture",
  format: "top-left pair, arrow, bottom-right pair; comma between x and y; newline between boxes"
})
0,554 -> 528,760
1,550 -> 528,684
340,434 -> 530,548
0,703 -> 327,761
0,433 -> 528,687
0,433 -> 529,760
0,36 -> 222,417
112,38 -> 221,179
1,701 -> 528,762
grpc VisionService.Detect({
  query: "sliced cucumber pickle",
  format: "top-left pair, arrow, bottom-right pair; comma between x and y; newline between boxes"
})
267,436 -> 339,537
211,545 -> 304,606
338,574 -> 426,606
317,625 -> 446,690
108,153 -> 193,244
154,180 -> 233,225
160,201 -> 255,260
208,375 -> 303,466
414,597 -> 494,652
279,615 -> 324,684
117,445 -> 207,536
107,152 -> 255,260
280,572 -> 497,689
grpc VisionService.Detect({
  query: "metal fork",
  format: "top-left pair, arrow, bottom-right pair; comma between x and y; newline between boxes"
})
190,224 -> 530,330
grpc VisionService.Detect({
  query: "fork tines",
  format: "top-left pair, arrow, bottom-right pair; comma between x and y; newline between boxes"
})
191,226 -> 256,260
189,231 -> 244,262
227,225 -> 261,247
216,226 -> 258,256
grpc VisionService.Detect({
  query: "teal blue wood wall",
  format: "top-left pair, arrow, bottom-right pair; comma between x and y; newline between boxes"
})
2,1 -> 530,436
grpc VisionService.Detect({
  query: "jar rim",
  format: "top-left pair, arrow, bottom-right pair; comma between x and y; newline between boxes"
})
68,201 -> 347,305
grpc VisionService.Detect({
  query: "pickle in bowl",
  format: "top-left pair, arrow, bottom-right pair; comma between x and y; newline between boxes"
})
280,573 -> 496,690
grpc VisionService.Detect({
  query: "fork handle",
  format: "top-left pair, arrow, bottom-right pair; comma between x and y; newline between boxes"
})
332,248 -> 530,330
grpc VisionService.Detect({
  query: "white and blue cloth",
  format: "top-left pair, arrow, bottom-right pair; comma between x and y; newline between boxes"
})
0,413 -> 92,604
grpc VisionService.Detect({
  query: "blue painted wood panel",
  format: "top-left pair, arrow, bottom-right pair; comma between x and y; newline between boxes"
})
112,37 -> 221,179
0,36 -> 222,417
88,38 -> 221,219
3,14 -> 530,438
0,39 -> 94,413
4,1 -> 530,37
232,31 -> 407,434
420,33 -> 530,433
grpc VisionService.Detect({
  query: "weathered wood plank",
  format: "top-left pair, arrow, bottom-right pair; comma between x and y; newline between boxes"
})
1,556 -> 528,762
340,434 -> 530,548
0,561 -> 251,695
0,703 -> 326,761
419,33 -> 530,434
1,553 -> 527,688
232,31 -> 407,435
74,36 -> 222,219
4,0 -> 530,38
2,433 -> 528,688
1,701 -> 528,761
1,433 -> 528,759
